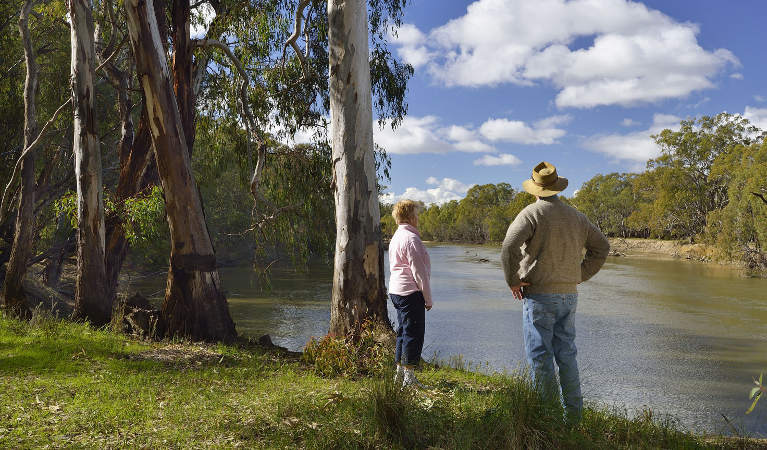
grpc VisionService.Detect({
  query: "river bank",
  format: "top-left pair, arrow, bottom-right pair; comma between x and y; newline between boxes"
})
1,312 -> 764,449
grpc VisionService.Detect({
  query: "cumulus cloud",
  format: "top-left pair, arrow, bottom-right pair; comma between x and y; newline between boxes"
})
743,106 -> 767,131
389,0 -> 738,108
730,73 -> 744,80
381,177 -> 474,205
755,95 -> 766,103
473,153 -> 523,166
374,114 -> 567,155
374,116 -> 496,154
387,24 -> 432,69
479,114 -> 570,144
582,113 -> 681,164
621,118 -> 640,127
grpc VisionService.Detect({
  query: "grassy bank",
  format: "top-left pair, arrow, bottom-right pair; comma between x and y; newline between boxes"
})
0,313 -> 763,449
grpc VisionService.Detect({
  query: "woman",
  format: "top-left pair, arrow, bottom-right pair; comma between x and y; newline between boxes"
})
388,199 -> 432,388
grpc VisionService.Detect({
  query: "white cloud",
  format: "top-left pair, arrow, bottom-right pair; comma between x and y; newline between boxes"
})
374,116 -> 452,154
743,106 -> 767,131
473,153 -> 522,166
374,116 -> 499,155
479,114 -> 570,144
389,0 -> 738,108
582,113 -> 681,164
755,95 -> 766,103
387,23 -> 432,69
621,118 -> 640,127
730,72 -> 744,80
374,114 -> 568,155
191,3 -> 216,38
381,177 -> 474,205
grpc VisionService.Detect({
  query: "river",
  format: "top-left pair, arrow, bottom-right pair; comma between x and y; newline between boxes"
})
128,244 -> 767,436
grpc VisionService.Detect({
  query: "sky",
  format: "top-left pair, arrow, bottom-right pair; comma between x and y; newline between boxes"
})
375,0 -> 767,204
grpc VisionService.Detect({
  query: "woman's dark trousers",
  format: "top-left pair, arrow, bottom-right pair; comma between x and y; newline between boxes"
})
390,291 -> 426,366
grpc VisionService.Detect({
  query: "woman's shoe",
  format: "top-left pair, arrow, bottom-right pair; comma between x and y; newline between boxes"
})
402,367 -> 429,390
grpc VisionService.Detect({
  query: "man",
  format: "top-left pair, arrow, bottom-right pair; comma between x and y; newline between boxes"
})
501,161 -> 609,423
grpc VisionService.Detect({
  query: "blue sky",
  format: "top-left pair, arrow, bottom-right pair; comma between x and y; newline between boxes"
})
376,0 -> 767,204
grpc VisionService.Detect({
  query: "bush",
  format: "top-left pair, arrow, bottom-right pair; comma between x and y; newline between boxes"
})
302,320 -> 394,378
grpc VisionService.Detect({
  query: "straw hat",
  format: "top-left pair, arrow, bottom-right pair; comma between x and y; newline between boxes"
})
522,161 -> 568,197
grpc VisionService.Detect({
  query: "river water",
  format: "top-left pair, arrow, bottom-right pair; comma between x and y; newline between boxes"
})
129,244 -> 767,436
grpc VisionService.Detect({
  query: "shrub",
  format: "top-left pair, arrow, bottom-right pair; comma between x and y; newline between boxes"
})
303,320 -> 394,378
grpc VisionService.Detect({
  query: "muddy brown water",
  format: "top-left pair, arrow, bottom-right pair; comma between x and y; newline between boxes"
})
129,244 -> 767,436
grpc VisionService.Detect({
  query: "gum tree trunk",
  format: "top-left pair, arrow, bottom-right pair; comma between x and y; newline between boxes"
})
124,0 -> 236,342
100,0 -> 162,304
171,0 -> 195,153
104,108 -> 154,303
327,0 -> 388,336
70,0 -> 110,325
2,0 -> 39,319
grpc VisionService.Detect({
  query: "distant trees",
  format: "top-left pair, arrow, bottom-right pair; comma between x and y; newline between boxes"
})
629,113 -> 762,239
396,185 -> 535,244
570,173 -> 638,238
570,113 -> 767,268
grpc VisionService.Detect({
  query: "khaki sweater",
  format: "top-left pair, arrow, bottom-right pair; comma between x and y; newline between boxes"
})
501,196 -> 609,294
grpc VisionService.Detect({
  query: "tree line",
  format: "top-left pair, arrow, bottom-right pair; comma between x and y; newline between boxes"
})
381,113 -> 767,270
0,0 -> 410,342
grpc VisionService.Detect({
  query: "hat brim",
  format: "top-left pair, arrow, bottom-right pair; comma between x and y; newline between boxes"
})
522,177 -> 568,197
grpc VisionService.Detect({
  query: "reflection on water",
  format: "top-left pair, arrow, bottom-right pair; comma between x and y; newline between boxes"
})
130,245 -> 767,436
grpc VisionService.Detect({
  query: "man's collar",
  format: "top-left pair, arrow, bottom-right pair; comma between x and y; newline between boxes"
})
537,195 -> 560,202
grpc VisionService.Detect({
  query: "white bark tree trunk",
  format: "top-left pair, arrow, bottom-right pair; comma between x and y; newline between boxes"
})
124,0 -> 236,342
2,0 -> 39,318
69,0 -> 110,325
327,0 -> 388,336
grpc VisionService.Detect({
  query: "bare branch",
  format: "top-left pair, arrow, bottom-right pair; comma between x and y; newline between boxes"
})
192,38 -> 267,204
95,36 -> 127,75
0,98 -> 71,224
281,0 -> 311,78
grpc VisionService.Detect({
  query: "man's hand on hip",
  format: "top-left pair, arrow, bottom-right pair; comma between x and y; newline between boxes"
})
510,282 -> 530,301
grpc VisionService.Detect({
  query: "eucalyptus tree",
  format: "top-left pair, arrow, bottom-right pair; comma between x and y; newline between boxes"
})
645,113 -> 764,240
1,0 -> 40,318
327,0 -> 388,335
124,0 -> 237,341
69,0 -> 109,325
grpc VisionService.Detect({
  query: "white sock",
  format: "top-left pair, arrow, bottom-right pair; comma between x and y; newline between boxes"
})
394,364 -> 404,383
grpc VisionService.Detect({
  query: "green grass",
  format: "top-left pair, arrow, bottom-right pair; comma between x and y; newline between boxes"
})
0,312 -> 763,449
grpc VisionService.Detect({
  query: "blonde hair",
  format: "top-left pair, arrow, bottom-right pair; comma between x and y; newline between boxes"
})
392,199 -> 419,225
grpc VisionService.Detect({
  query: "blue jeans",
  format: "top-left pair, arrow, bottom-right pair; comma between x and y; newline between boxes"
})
390,291 -> 425,366
522,293 -> 582,421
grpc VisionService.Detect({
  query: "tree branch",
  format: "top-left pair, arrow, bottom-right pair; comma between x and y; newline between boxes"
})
0,98 -> 71,225
192,38 -> 267,204
281,0 -> 311,78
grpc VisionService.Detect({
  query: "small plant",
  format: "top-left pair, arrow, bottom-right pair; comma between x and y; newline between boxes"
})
746,372 -> 765,414
302,320 -> 393,378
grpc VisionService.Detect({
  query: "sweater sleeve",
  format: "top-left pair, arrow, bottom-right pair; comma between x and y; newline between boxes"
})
501,211 -> 534,288
581,221 -> 610,282
407,237 -> 432,307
